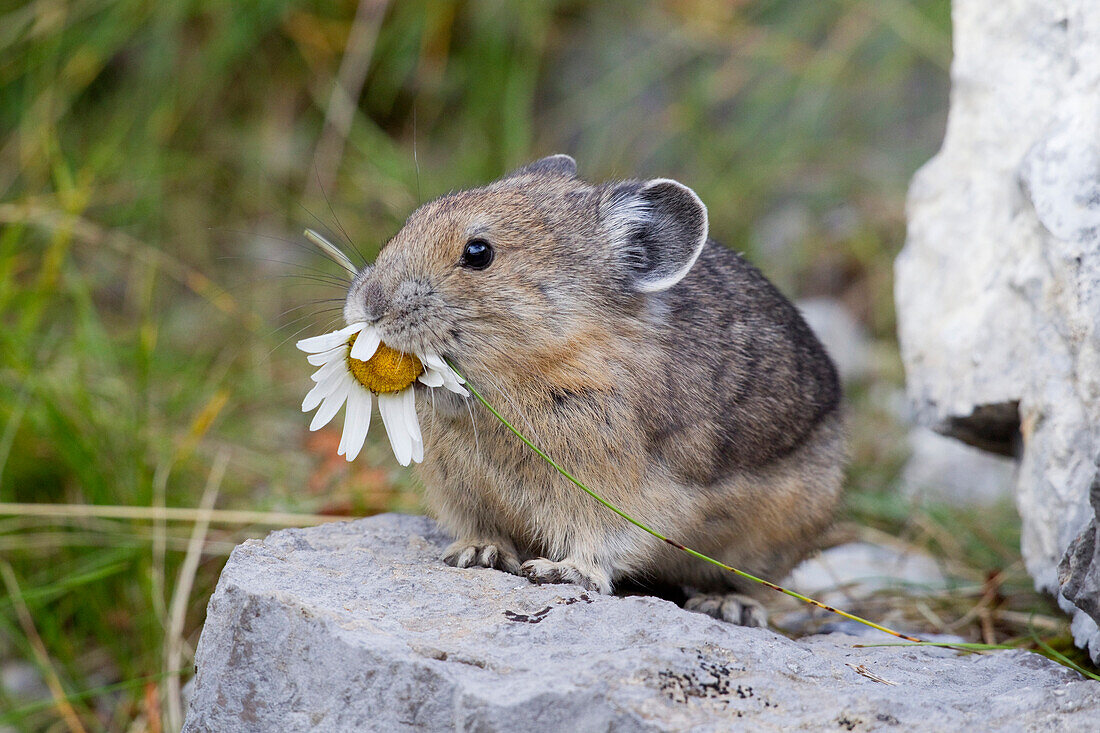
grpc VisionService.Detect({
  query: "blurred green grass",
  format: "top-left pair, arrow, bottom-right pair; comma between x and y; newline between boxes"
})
5,1 -> 1088,730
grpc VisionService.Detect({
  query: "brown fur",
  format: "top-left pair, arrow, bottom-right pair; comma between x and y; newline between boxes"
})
342,156 -> 847,622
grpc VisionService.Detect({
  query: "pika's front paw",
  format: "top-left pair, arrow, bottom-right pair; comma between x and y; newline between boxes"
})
443,540 -> 521,574
684,593 -> 768,628
520,558 -> 612,594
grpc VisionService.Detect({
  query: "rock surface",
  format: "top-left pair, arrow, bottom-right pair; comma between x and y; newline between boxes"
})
1059,473 -> 1100,640
900,427 -> 1016,506
783,541 -> 945,603
896,0 -> 1100,659
183,514 -> 1098,732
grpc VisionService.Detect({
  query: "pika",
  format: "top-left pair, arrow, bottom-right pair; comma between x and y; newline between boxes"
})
343,155 -> 845,626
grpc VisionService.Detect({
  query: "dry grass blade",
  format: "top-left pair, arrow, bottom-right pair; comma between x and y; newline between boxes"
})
845,663 -> 896,685
0,530 -> 237,554
0,561 -> 88,733
150,459 -> 171,631
996,610 -> 1063,631
0,202 -> 263,332
0,503 -> 345,527
164,449 -> 230,731
154,389 -> 232,626
308,0 -> 391,198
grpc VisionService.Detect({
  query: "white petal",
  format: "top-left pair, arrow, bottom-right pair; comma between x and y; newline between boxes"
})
403,389 -> 424,463
402,388 -> 422,445
378,392 -> 412,466
296,323 -> 365,354
336,385 -> 357,455
432,357 -> 469,393
418,352 -> 466,394
349,329 -> 381,361
421,352 -> 448,371
344,391 -> 372,462
307,345 -> 344,366
441,373 -> 469,397
439,359 -> 466,384
418,368 -> 444,388
302,366 -> 345,412
309,374 -> 351,431
339,387 -> 372,461
310,355 -> 346,383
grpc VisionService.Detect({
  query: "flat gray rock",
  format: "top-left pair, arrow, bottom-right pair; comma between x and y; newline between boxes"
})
183,514 -> 1098,732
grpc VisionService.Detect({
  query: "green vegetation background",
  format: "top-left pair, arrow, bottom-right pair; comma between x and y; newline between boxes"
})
3,1 -> 1084,730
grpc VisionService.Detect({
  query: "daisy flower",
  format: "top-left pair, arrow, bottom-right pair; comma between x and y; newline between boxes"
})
296,322 -> 467,465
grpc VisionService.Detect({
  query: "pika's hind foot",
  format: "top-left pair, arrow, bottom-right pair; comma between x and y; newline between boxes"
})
520,558 -> 612,594
443,539 -> 521,574
684,593 -> 768,628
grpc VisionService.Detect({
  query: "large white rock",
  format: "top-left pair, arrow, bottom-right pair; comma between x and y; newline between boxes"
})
182,515 -> 1099,731
900,427 -> 1016,506
896,0 -> 1100,660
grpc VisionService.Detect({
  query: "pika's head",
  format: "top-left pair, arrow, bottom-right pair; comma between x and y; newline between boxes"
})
343,155 -> 707,383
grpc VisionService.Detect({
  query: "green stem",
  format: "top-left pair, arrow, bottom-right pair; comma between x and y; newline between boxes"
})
449,363 -> 923,644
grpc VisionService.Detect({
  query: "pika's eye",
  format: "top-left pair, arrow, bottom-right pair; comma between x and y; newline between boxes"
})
460,239 -> 494,270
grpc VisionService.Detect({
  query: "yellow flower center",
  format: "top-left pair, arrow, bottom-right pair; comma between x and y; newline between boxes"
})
346,333 -> 423,394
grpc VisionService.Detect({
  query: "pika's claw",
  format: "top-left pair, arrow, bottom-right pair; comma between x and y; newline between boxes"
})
442,540 -> 521,574
520,558 -> 612,594
684,592 -> 768,628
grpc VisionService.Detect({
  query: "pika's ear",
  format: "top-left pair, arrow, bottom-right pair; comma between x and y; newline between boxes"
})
605,178 -> 708,293
504,154 -> 577,180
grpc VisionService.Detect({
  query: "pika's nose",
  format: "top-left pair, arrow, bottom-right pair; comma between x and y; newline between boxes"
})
362,280 -> 390,322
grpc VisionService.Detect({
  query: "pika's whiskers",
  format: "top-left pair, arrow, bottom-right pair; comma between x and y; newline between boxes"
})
270,307 -> 344,339
479,368 -> 544,448
218,254 -> 353,285
463,395 -> 480,459
313,171 -> 370,267
270,315 -> 345,358
275,298 -> 345,320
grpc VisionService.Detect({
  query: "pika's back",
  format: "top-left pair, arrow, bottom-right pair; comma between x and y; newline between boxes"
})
642,241 -> 841,485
